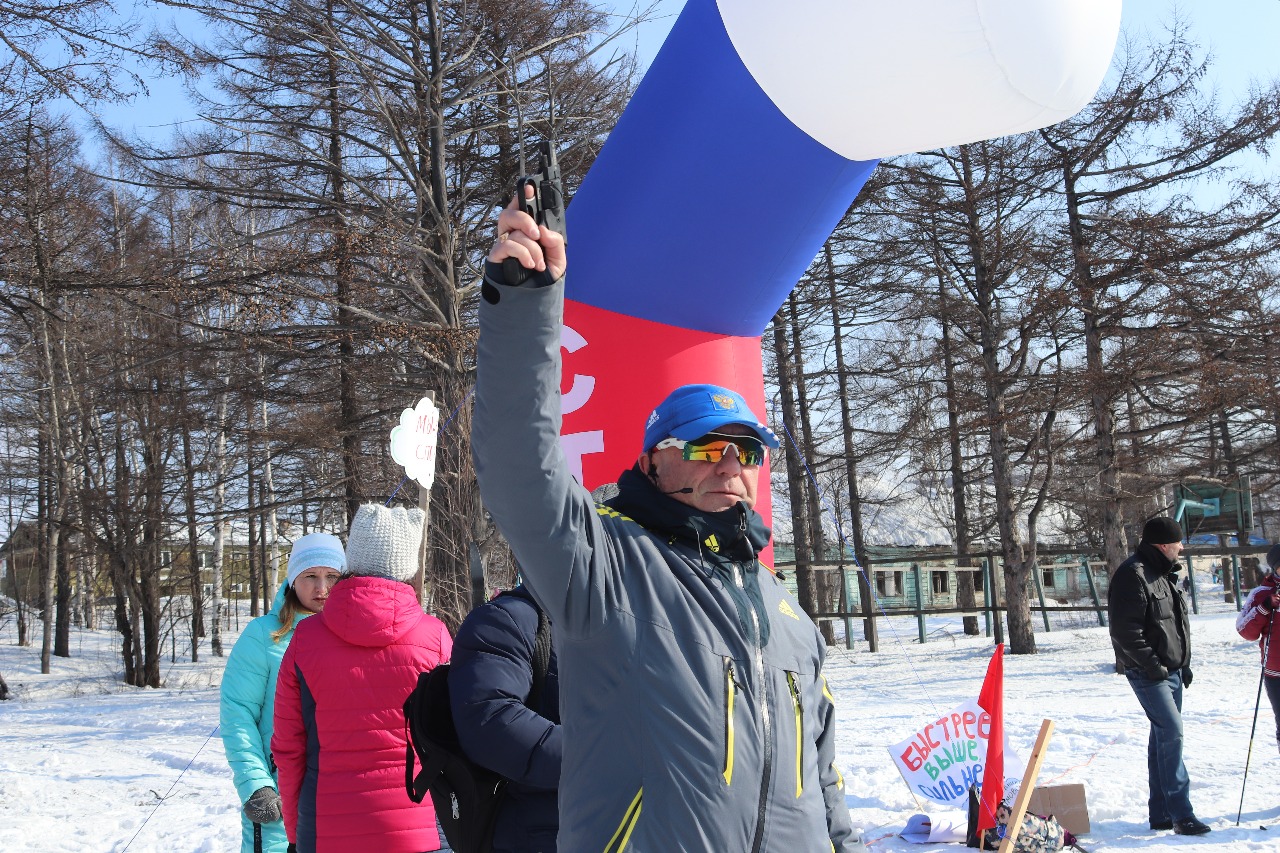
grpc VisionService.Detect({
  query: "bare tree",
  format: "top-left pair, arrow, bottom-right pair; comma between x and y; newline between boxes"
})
119,0 -> 638,629
1039,24 -> 1280,568
0,0 -> 144,110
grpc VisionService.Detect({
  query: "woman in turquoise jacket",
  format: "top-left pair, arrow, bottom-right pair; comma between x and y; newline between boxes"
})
220,532 -> 345,853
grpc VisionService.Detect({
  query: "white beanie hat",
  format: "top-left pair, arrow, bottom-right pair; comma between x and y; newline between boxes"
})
286,532 -> 346,586
345,503 -> 425,583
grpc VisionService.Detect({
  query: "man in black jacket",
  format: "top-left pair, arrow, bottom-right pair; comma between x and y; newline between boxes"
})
1107,516 -> 1210,836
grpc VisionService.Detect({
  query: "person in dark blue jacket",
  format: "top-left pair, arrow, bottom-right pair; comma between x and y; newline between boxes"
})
448,586 -> 560,853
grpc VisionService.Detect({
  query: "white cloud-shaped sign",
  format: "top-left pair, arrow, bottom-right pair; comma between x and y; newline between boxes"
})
389,397 -> 440,488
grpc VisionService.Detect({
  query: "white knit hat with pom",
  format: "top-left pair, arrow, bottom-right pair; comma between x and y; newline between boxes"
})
344,503 -> 425,583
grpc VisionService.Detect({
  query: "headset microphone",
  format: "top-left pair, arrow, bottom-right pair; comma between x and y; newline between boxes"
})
649,462 -> 693,495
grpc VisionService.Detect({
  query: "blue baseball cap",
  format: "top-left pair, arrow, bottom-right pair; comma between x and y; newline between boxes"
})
642,384 -> 780,452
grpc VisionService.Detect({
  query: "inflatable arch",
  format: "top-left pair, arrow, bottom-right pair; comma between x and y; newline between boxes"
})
559,0 -> 1121,549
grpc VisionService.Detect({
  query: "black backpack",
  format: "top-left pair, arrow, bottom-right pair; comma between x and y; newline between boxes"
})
404,603 -> 552,853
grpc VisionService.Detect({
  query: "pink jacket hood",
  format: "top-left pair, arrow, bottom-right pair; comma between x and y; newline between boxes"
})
320,575 -> 426,647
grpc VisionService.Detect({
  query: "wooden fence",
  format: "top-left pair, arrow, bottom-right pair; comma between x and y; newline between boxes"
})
775,545 -> 1270,651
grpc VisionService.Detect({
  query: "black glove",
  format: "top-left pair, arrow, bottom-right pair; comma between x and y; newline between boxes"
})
288,846 -> 297,853
243,786 -> 283,824
1145,664 -> 1169,682
1182,667 -> 1193,688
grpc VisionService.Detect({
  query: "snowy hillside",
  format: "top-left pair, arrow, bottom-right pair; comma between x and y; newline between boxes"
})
1,576 -> 1276,852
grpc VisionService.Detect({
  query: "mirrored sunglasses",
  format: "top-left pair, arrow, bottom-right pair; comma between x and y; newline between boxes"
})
654,433 -> 765,466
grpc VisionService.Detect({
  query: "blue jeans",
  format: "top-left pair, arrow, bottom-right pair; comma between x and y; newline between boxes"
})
1125,667 -> 1192,823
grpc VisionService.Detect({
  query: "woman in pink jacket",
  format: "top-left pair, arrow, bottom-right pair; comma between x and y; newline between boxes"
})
273,504 -> 453,853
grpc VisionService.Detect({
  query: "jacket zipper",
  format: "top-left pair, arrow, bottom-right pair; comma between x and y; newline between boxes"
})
723,657 -> 738,785
787,671 -> 804,797
735,557 -> 772,853
729,504 -> 773,853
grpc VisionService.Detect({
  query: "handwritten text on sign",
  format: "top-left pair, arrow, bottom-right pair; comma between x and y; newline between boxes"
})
389,397 -> 440,488
887,699 -> 1023,808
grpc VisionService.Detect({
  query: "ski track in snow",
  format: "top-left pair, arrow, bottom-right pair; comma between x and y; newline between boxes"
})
2,576 -> 1278,852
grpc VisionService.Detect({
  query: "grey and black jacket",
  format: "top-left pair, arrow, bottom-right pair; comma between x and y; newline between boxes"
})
1108,543 -> 1191,681
474,272 -> 862,852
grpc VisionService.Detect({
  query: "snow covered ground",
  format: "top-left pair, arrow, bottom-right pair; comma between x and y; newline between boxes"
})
1,576 -> 1275,852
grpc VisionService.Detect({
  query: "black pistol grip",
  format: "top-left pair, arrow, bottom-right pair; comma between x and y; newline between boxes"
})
502,256 -> 532,286
503,176 -> 541,285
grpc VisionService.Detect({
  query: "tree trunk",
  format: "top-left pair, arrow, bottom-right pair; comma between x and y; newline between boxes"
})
108,554 -> 137,686
937,274 -> 979,635
323,0 -> 362,525
84,540 -> 96,631
54,534 -> 70,657
260,388 -> 280,607
180,402 -> 204,662
824,245 -> 877,648
959,146 -> 1037,654
985,364 -> 1037,655
36,288 -> 68,674
787,294 -> 836,645
246,432 -> 261,619
41,451 -> 57,674
140,384 -> 165,688
409,0 -> 489,628
771,312 -> 820,622
211,384 -> 227,657
1061,172 -> 1131,573
258,469 -> 270,612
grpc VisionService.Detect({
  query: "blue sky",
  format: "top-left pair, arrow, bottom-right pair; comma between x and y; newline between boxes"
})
96,1 -> 1280,145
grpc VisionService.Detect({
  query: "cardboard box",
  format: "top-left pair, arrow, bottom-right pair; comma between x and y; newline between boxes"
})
1027,783 -> 1090,836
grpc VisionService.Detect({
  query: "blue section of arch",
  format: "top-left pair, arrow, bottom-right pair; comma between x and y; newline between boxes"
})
566,0 -> 878,338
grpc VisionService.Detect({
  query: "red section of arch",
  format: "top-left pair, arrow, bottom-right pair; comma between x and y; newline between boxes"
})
560,298 -> 775,564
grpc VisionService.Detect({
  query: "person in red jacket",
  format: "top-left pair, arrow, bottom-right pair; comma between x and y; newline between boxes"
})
273,504 -> 453,853
1237,544 -> 1280,756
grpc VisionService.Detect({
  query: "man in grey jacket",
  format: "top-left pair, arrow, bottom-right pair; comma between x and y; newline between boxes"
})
472,196 -> 863,852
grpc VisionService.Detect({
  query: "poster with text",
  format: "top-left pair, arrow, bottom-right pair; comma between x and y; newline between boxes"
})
888,699 -> 1025,808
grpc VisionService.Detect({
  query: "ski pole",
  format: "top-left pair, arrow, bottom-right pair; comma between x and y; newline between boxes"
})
1237,609 -> 1272,826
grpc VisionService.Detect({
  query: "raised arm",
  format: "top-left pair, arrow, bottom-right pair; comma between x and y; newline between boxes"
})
473,196 -> 619,638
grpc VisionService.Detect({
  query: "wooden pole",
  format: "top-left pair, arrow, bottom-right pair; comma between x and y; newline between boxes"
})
412,391 -> 435,609
890,758 -> 928,816
998,719 -> 1054,853
913,563 -> 926,644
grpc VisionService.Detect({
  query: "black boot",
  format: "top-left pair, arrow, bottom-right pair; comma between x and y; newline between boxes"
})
1173,817 -> 1211,836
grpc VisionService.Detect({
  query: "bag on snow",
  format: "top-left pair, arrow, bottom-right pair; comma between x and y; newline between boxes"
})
403,602 -> 552,853
967,790 -> 1088,853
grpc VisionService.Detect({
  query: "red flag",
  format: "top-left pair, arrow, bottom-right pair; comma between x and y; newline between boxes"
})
976,644 -> 1005,832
